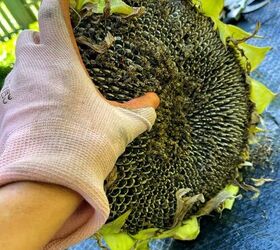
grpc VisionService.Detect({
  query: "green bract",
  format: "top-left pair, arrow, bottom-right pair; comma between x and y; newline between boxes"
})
249,77 -> 276,114
71,0 -> 137,15
93,185 -> 239,250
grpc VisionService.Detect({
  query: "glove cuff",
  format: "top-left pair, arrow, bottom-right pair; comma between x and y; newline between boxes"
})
0,119 -> 116,249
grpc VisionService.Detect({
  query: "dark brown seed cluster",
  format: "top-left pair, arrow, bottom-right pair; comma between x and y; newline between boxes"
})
73,0 -> 252,234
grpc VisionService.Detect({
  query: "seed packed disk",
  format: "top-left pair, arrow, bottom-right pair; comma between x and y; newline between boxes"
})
74,0 -> 253,234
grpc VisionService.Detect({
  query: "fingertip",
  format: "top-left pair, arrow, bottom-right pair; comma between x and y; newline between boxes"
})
15,30 -> 40,61
131,106 -> 157,131
113,92 -> 160,109
38,0 -> 71,44
143,92 -> 160,109
16,30 -> 39,48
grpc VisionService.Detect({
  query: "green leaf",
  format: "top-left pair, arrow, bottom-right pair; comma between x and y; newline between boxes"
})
134,240 -> 150,250
0,35 -> 17,68
74,0 -> 96,11
239,43 -> 271,72
99,210 -> 131,235
249,126 -> 265,134
132,228 -> 159,240
249,77 -> 276,114
29,21 -> 39,31
227,25 -> 262,40
73,0 -> 136,15
92,0 -> 134,15
103,233 -> 136,250
109,0 -> 135,14
155,217 -> 199,241
195,0 -> 224,19
70,0 -> 77,8
216,20 -> 255,45
216,20 -> 232,45
172,217 -> 200,240
223,185 -> 239,209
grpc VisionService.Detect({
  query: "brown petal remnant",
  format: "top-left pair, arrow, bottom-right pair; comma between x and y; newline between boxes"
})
76,32 -> 115,54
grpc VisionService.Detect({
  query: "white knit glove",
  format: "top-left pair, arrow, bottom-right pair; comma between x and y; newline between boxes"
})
0,0 -> 157,249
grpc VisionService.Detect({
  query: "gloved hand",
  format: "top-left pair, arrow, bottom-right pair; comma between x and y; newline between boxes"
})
0,0 -> 159,249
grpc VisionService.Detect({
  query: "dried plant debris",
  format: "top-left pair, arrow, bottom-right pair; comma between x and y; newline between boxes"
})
251,177 -> 275,187
235,176 -> 276,200
71,0 -> 275,247
250,136 -> 273,168
76,32 -> 116,53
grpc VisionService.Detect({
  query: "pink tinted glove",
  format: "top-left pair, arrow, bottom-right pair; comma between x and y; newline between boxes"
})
0,0 -> 158,249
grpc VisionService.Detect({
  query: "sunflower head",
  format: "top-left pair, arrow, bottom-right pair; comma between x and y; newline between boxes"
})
71,0 -> 275,249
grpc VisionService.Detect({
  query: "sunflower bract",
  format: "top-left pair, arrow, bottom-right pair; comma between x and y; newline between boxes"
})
74,0 -> 253,234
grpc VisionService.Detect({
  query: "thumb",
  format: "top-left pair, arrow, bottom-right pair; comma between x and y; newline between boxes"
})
113,92 -> 160,143
15,30 -> 39,56
38,0 -> 86,66
38,0 -> 71,45
109,92 -> 160,110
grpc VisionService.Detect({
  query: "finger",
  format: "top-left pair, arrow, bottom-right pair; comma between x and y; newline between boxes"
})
38,0 -> 71,45
109,92 -> 160,109
16,30 -> 39,49
116,106 -> 157,147
113,93 -> 159,144
130,106 -> 157,132
15,30 -> 40,60
38,0 -> 87,67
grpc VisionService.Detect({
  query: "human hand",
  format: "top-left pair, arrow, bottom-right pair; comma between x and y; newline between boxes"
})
0,0 -> 159,249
